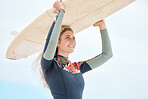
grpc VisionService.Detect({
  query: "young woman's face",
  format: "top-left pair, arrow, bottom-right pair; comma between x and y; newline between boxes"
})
57,30 -> 76,54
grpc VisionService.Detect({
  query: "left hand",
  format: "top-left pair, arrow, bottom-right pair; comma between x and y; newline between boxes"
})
93,19 -> 106,30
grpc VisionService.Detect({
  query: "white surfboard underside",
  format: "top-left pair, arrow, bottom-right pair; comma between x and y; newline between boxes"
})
6,0 -> 135,60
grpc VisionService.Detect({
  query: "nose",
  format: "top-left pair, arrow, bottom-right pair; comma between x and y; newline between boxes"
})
70,38 -> 75,43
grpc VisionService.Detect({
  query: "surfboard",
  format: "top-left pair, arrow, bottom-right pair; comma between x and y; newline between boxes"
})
6,0 -> 135,60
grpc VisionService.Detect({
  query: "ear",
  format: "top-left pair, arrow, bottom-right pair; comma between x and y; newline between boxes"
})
57,40 -> 60,47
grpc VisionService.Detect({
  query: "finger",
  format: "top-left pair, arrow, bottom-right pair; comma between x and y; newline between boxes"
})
93,24 -> 97,27
94,21 -> 100,25
93,23 -> 99,27
99,19 -> 105,23
53,10 -> 58,13
58,0 -> 62,2
98,20 -> 103,22
93,24 -> 95,26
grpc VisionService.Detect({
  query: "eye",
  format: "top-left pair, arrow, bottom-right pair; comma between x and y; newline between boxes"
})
65,36 -> 75,40
66,37 -> 69,39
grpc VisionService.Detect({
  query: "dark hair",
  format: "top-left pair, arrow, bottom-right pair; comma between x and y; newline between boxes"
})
33,25 -> 73,89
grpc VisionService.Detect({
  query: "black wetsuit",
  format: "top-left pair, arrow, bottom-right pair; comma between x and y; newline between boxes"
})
41,9 -> 113,99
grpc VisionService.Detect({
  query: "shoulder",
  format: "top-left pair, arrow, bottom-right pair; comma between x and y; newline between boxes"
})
41,56 -> 55,70
72,61 -> 85,69
73,61 -> 92,74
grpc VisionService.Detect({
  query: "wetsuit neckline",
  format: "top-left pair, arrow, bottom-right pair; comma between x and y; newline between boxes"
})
55,54 -> 69,61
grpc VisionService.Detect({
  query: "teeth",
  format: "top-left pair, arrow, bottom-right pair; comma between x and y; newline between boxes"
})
68,45 -> 73,48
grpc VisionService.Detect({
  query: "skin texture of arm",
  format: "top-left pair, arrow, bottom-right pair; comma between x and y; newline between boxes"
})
86,29 -> 113,69
43,10 -> 65,60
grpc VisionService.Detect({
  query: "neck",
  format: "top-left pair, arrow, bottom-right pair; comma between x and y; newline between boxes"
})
57,52 -> 69,58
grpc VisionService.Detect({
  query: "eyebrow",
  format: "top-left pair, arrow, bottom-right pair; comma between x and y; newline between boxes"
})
65,35 -> 70,36
65,35 -> 75,37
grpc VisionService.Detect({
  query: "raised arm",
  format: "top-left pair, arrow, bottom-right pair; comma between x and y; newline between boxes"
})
86,20 -> 113,69
42,0 -> 65,60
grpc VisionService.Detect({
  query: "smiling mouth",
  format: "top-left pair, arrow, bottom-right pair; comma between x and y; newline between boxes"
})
68,45 -> 74,48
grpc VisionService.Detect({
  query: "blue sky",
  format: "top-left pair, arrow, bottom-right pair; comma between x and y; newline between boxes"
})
1,0 -> 148,99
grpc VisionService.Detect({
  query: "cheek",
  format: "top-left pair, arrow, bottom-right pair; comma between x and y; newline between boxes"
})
59,38 -> 76,47
60,39 -> 69,47
73,40 -> 76,45
74,40 -> 76,44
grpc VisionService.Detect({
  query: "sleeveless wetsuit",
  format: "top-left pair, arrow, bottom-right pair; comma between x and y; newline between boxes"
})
41,9 -> 113,99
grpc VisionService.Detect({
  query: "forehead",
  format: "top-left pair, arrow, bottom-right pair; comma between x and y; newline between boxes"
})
62,30 -> 74,36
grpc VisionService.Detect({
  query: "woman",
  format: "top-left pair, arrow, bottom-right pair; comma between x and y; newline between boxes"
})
40,0 -> 113,99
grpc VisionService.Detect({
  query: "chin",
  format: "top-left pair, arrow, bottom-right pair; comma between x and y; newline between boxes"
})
69,51 -> 74,53
68,49 -> 75,53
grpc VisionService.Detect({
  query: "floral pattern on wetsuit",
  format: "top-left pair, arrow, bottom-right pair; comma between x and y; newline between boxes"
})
53,10 -> 60,23
53,55 -> 95,74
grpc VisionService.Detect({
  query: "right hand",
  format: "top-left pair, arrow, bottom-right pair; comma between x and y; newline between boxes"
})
93,19 -> 106,30
53,0 -> 64,13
